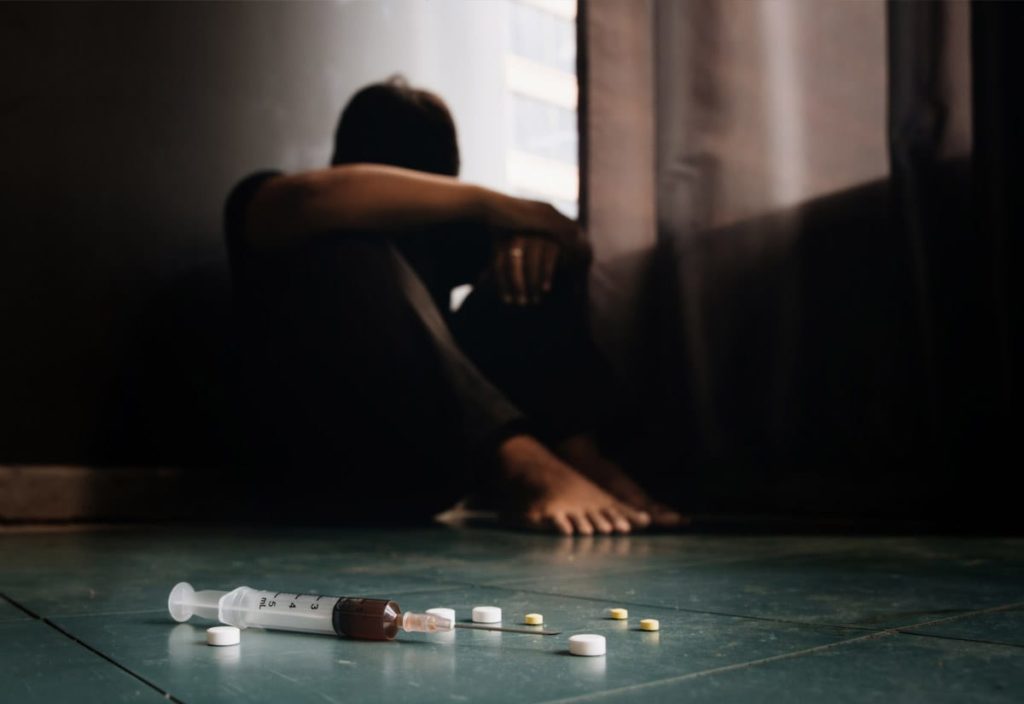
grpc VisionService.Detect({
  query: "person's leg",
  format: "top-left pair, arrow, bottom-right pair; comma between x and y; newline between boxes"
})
395,225 -> 614,441
234,234 -> 525,522
391,221 -> 491,315
449,240 -> 614,443
234,233 -> 650,533
444,239 -> 685,527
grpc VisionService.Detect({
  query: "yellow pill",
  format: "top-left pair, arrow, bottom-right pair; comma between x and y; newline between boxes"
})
607,608 -> 629,620
524,613 -> 544,625
640,618 -> 660,631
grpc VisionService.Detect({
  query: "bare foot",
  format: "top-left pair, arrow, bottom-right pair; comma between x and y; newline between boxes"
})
556,435 -> 688,528
495,435 -> 651,535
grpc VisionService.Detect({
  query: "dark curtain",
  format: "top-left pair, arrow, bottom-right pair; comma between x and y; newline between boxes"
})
882,1 -> 1021,525
586,0 -> 1021,526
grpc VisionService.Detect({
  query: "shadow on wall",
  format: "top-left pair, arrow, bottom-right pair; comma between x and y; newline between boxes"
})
98,262 -> 236,471
0,260 -> 243,522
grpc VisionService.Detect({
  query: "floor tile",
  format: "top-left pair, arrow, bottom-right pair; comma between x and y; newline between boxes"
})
501,542 -> 1024,628
50,586 -> 854,704
4,529 -> 1021,703
903,607 -> 1024,648
591,632 -> 1024,704
0,528 -> 842,619
0,620 -> 168,703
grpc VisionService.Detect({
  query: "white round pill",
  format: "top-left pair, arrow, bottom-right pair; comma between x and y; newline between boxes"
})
472,606 -> 502,623
568,633 -> 606,656
206,626 -> 240,646
426,607 -> 456,622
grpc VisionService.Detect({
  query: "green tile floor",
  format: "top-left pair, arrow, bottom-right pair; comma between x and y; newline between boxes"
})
1,527 -> 1021,703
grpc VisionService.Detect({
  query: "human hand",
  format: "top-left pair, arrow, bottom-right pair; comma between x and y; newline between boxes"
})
493,235 -> 560,306
483,194 -> 582,249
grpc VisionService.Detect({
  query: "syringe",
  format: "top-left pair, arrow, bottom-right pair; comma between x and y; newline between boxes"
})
168,583 -> 560,641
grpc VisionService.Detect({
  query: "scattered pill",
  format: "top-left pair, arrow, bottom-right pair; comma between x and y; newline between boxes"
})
472,606 -> 502,623
606,608 -> 628,620
206,626 -> 240,646
524,613 -> 544,625
640,618 -> 660,632
569,633 -> 606,656
426,607 -> 456,623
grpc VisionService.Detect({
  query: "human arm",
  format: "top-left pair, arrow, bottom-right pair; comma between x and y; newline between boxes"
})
239,163 -> 578,251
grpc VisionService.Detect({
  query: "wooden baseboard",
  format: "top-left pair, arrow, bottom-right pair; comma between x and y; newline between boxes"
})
0,466 -> 186,522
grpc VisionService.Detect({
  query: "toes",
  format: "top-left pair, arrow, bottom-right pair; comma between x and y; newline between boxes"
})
620,504 -> 652,528
603,506 -> 633,534
569,512 -> 594,536
588,509 -> 614,535
522,510 -> 574,536
551,513 -> 575,536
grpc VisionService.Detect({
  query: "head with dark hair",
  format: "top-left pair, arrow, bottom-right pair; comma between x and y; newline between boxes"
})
331,75 -> 460,177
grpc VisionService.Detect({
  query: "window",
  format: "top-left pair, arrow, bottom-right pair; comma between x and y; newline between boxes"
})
504,0 -> 579,217
442,0 -> 578,310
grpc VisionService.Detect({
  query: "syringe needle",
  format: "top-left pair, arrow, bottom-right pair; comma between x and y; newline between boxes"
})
454,623 -> 561,636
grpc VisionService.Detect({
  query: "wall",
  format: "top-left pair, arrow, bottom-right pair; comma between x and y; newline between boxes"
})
0,0 -> 511,463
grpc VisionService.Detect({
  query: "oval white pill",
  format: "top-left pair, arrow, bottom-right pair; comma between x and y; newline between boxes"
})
472,606 -> 502,623
569,633 -> 606,656
426,607 -> 456,622
207,626 -> 240,646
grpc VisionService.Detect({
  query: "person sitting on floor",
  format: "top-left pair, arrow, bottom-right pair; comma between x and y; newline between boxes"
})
225,75 -> 684,535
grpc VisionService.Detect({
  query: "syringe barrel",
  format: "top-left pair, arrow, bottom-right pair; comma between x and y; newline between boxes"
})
219,589 -> 400,640
218,587 -> 339,636
167,583 -> 403,641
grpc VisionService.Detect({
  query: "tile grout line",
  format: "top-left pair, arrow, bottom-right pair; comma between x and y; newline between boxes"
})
1,592 -> 187,704
536,600 -> 1024,704
897,597 -> 1024,650
0,591 -> 38,620
895,628 -> 1024,650
852,600 -> 1024,647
